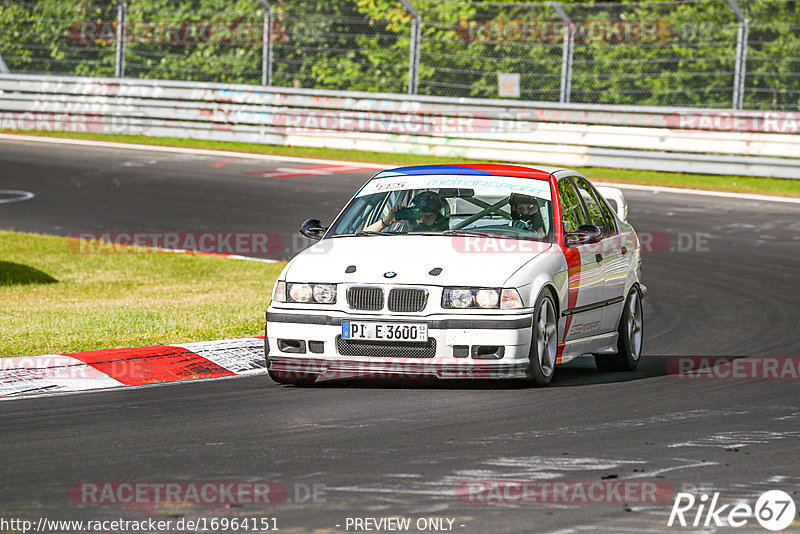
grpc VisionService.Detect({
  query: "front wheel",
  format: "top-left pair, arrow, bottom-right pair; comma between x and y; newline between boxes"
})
526,291 -> 558,387
595,287 -> 643,372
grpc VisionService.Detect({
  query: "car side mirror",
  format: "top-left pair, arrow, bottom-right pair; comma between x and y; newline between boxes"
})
299,219 -> 327,240
564,224 -> 602,247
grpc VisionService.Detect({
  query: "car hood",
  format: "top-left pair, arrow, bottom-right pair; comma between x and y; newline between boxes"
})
284,235 -> 552,287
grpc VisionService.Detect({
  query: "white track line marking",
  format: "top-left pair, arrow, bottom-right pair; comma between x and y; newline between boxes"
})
1,133 -> 798,204
0,133 -> 393,169
0,190 -> 35,204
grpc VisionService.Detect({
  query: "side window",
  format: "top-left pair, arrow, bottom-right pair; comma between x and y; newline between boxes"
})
557,178 -> 587,233
573,177 -> 616,236
372,190 -> 409,226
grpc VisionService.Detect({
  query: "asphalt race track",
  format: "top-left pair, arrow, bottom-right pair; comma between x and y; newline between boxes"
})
1,138 -> 799,533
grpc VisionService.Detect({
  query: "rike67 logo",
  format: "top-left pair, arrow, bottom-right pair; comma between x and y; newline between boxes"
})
668,490 -> 797,531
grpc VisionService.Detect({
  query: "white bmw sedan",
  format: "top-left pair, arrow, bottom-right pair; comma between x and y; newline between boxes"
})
266,164 -> 645,386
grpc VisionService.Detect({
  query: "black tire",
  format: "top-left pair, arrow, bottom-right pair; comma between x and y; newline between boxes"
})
526,290 -> 558,387
595,287 -> 643,372
267,368 -> 318,386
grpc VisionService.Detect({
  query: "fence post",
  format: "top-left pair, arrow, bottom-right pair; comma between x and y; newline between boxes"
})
256,0 -> 274,86
549,2 -> 573,104
0,52 -> 9,73
400,0 -> 421,95
725,0 -> 748,109
115,0 -> 127,78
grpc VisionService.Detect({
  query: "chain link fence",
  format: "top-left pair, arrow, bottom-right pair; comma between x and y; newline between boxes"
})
1,0 -> 798,110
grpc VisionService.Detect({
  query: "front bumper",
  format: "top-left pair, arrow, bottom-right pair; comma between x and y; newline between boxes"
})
265,309 -> 534,380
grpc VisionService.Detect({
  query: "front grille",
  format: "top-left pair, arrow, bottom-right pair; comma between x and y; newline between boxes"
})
388,288 -> 428,312
347,287 -> 384,311
336,336 -> 437,358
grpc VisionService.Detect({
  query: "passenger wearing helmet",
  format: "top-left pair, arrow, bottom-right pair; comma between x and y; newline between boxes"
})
365,191 -> 450,233
508,193 -> 546,237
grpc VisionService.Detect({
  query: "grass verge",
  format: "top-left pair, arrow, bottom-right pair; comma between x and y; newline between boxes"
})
3,130 -> 800,198
0,230 -> 283,357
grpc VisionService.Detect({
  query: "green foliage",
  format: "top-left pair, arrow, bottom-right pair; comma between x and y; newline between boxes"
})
1,0 -> 798,109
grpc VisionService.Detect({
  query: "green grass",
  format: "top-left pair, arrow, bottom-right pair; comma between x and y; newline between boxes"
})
4,130 -> 800,198
0,230 -> 283,357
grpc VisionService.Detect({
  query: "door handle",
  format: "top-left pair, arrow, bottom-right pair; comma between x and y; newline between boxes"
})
621,246 -> 628,255
595,254 -> 603,263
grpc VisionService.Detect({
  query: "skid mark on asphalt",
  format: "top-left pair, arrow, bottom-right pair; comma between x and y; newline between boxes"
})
243,164 -> 377,178
667,430 -> 800,449
121,158 -> 158,167
460,410 -> 740,445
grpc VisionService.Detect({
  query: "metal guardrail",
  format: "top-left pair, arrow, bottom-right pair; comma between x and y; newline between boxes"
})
0,74 -> 798,178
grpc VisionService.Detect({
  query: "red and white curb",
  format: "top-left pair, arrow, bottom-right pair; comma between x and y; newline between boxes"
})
0,337 -> 267,400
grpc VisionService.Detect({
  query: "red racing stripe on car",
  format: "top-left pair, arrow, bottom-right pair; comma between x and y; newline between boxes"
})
65,345 -> 235,386
562,247 -> 582,343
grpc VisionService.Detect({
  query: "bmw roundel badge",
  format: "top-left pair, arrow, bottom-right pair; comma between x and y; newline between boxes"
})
384,271 -> 397,278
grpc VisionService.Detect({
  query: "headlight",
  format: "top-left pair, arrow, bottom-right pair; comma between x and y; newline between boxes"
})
443,288 -> 524,309
273,280 -> 286,302
443,288 -> 504,309
446,288 -> 474,308
476,289 -> 500,308
289,283 -> 313,302
312,284 -> 336,304
284,282 -> 337,304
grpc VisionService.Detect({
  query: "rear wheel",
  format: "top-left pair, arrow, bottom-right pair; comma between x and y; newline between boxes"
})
526,291 -> 558,387
595,287 -> 643,372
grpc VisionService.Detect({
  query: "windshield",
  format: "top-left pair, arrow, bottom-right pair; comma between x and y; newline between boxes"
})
327,174 -> 553,242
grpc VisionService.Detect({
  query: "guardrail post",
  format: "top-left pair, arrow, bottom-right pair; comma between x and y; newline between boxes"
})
725,0 -> 749,109
0,52 -> 9,73
115,0 -> 127,78
549,2 -> 573,104
256,0 -> 274,86
400,0 -> 421,95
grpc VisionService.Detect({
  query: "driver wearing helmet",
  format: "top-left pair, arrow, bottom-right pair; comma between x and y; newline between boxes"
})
509,193 -> 546,237
366,191 -> 450,233
406,191 -> 450,232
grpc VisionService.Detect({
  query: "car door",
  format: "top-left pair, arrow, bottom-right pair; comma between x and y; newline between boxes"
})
557,177 -> 604,341
572,176 -> 625,334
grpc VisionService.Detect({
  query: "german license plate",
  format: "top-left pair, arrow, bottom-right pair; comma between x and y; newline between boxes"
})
342,321 -> 428,342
